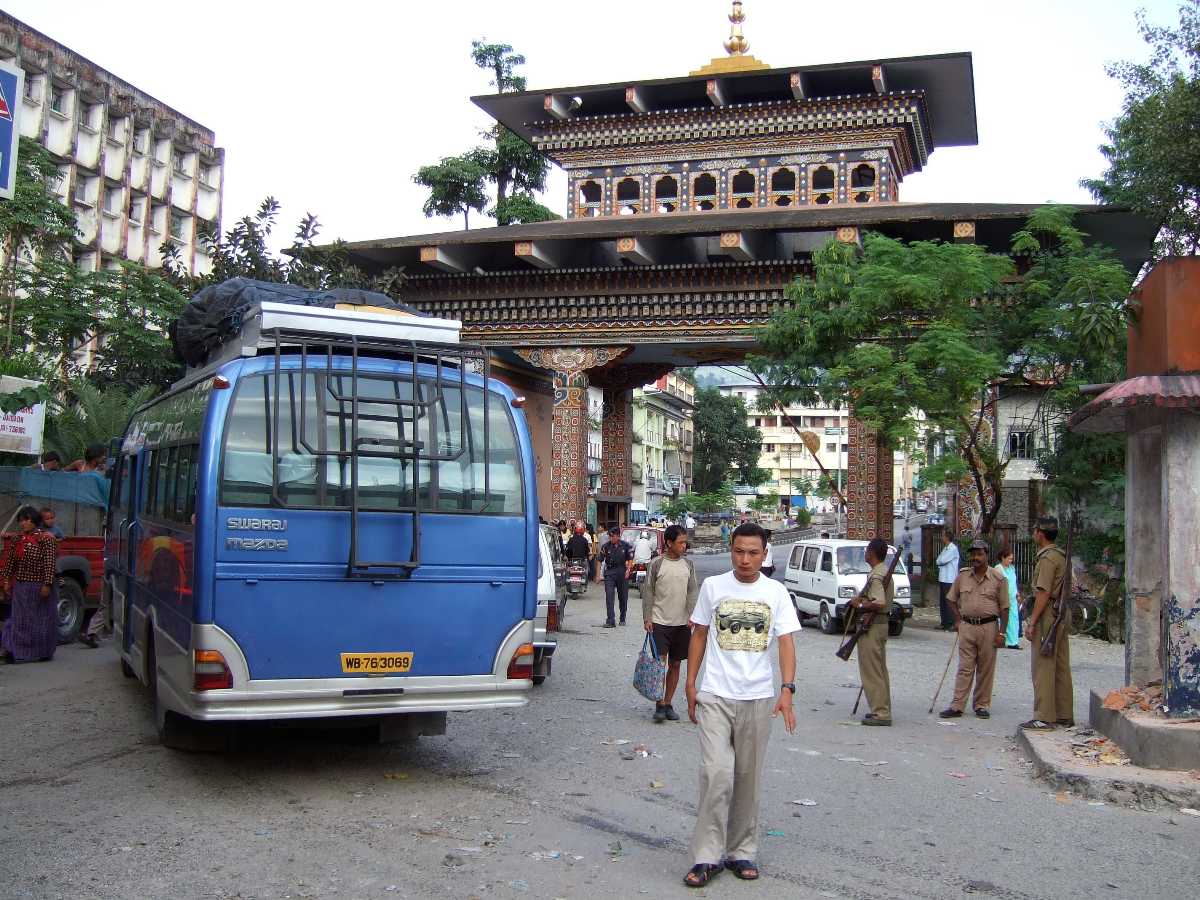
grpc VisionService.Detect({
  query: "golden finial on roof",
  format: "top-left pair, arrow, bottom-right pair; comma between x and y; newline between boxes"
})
690,1 -> 769,76
723,2 -> 750,57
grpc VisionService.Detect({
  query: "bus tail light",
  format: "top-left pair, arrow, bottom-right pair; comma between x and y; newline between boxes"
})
507,643 -> 535,680
194,649 -> 233,690
547,600 -> 560,633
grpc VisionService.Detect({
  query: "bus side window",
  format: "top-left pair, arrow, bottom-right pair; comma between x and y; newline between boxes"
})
143,450 -> 158,516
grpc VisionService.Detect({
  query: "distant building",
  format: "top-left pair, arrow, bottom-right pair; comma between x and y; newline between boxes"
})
0,11 -> 224,276
991,378 -> 1052,537
631,372 -> 694,517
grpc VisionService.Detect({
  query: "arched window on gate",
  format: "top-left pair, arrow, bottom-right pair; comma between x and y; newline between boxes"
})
810,165 -> 835,205
616,177 -> 641,215
850,163 -> 876,204
692,173 -> 718,210
769,167 -> 797,207
730,170 -> 756,209
577,180 -> 602,217
654,175 -> 679,213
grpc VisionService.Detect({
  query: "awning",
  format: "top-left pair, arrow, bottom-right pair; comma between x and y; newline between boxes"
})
1069,375 -> 1200,433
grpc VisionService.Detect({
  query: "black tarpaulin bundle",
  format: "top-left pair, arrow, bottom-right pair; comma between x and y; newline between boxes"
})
169,277 -> 417,367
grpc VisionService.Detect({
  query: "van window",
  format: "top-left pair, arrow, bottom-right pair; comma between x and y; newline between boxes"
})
789,545 -> 803,568
837,546 -> 906,575
220,371 -> 523,515
801,547 -> 820,572
821,551 -> 833,572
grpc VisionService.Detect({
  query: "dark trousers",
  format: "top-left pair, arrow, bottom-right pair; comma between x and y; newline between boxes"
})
604,570 -> 629,624
939,582 -> 954,628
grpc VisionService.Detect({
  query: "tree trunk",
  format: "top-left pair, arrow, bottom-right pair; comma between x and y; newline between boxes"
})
463,209 -> 470,231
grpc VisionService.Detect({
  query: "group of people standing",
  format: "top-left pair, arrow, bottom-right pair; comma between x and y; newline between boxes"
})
0,506 -> 61,664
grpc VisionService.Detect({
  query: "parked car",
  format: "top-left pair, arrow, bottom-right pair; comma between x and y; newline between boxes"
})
914,499 -> 929,513
533,524 -> 567,685
783,539 -> 913,637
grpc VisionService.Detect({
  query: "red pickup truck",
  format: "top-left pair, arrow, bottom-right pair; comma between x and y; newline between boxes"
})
0,532 -> 103,644
0,466 -> 109,644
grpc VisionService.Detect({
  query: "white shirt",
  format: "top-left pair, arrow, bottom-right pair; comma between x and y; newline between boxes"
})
763,544 -> 774,568
690,570 -> 801,701
633,537 -> 654,563
936,542 -> 960,584
685,515 -> 696,529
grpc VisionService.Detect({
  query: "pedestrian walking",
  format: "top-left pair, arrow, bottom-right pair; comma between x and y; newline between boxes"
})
935,530 -> 960,630
995,549 -> 1021,649
683,522 -> 799,887
684,512 -> 697,540
586,524 -> 598,581
719,521 -> 730,547
1022,517 -> 1073,730
760,530 -> 775,577
0,507 -> 60,664
599,525 -> 633,627
849,537 -> 894,726
642,524 -> 699,723
939,540 -> 1009,719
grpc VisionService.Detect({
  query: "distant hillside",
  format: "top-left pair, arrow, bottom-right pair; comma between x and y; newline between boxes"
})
694,365 -> 753,388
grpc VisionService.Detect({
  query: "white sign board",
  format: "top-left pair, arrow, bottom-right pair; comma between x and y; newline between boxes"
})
0,375 -> 47,456
0,57 -> 24,201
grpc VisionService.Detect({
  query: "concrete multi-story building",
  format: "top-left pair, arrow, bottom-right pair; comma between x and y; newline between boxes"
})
0,12 -> 223,276
631,372 -> 694,518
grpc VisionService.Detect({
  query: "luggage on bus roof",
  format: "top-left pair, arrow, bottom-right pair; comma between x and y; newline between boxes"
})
171,277 -> 423,368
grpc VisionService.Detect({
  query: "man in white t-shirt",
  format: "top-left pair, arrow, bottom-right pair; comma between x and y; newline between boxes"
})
682,523 -> 800,888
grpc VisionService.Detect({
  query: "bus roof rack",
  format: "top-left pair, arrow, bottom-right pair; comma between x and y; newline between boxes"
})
197,301 -> 463,371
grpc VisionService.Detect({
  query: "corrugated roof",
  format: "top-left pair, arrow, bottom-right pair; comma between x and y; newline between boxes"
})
1069,375 -> 1200,433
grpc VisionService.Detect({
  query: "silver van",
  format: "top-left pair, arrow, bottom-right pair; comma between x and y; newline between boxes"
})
784,539 -> 913,637
533,525 -> 566,685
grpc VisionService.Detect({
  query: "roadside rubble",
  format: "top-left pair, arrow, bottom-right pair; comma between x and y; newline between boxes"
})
1102,683 -> 1164,714
1067,727 -> 1131,767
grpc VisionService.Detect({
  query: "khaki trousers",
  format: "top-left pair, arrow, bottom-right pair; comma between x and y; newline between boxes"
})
85,587 -> 110,639
950,621 -> 998,712
856,621 -> 891,720
1031,617 -> 1073,722
691,692 -> 774,865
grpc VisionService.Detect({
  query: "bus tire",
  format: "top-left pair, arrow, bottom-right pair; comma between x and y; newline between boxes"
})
120,657 -> 136,678
56,578 -> 85,645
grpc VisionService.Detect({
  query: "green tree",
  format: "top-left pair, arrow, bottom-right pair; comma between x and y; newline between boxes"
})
748,491 -> 780,514
44,380 -> 157,464
692,387 -> 767,493
494,191 -> 561,226
1083,2 -> 1200,256
814,471 -> 848,504
0,138 -> 78,352
751,208 -> 1132,535
89,263 -> 187,392
413,152 -> 490,230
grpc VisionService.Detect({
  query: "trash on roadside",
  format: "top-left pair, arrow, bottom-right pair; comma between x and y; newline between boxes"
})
649,780 -> 665,789
836,756 -> 864,763
529,850 -> 562,861
609,840 -> 623,860
505,819 -> 531,826
791,799 -> 819,806
442,853 -> 465,868
766,829 -> 786,836
383,772 -> 409,780
947,772 -> 969,779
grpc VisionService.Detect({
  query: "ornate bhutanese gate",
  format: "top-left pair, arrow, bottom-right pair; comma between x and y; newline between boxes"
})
338,7 -> 1151,540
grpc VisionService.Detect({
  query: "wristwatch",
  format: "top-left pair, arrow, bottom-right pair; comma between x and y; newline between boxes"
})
780,682 -> 796,694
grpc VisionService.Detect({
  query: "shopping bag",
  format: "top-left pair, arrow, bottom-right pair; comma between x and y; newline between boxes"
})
632,633 -> 667,702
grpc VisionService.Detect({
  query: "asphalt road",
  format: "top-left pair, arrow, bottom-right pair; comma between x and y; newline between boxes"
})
2,579 -> 1196,900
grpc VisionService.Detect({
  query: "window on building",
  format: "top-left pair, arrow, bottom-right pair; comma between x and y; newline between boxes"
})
199,163 -> 216,187
133,128 -> 150,155
106,116 -> 125,144
128,196 -> 145,225
103,186 -> 123,216
49,84 -> 67,115
616,177 -> 640,215
173,152 -> 190,176
54,164 -> 70,197
73,173 -> 94,206
826,442 -> 836,453
77,101 -> 98,130
769,167 -> 796,206
764,443 -> 776,452
169,211 -> 187,241
654,175 -> 678,213
577,179 -> 602,217
810,165 -> 835,205
1008,430 -> 1035,460
692,173 -> 718,210
23,74 -> 40,103
730,170 -> 756,208
148,204 -> 165,234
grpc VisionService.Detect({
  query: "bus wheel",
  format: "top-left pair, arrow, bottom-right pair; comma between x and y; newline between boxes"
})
56,579 -> 85,645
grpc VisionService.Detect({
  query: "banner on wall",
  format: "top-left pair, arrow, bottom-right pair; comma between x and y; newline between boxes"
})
0,376 -> 47,456
0,58 -> 24,200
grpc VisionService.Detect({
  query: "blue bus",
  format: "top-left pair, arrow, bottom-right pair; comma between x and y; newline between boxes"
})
106,301 -> 538,746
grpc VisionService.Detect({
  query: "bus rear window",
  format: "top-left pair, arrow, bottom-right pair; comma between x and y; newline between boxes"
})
220,372 -> 523,515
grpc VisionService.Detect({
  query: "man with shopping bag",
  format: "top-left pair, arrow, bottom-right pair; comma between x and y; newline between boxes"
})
682,523 -> 800,888
641,524 -> 699,723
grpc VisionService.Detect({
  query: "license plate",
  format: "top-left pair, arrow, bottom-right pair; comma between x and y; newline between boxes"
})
340,652 -> 413,674
568,575 -> 584,583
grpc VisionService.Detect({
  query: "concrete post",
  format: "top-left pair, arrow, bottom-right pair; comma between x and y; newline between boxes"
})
1125,420 -> 1163,687
1161,413 -> 1200,715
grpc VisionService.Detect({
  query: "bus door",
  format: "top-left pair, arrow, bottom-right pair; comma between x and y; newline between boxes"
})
118,449 -> 148,654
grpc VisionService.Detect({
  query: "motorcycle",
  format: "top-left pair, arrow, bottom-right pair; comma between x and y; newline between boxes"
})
566,561 -> 588,598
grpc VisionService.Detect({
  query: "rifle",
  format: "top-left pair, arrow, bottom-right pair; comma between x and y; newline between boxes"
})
1039,517 -> 1075,657
836,545 -> 902,661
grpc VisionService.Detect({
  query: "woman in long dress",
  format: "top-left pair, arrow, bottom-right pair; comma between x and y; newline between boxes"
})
0,506 -> 59,663
995,549 -> 1021,649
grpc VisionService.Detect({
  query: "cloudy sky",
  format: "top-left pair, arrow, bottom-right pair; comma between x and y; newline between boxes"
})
5,0 -> 1180,247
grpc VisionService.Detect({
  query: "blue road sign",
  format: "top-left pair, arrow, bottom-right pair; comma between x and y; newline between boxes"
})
0,59 -> 24,200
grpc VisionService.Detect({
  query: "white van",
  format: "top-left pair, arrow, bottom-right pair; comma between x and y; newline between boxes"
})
784,539 -> 913,637
533,525 -> 565,685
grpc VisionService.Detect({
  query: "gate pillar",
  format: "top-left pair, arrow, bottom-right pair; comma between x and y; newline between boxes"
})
845,417 -> 894,543
601,388 -> 633,499
515,347 -> 631,523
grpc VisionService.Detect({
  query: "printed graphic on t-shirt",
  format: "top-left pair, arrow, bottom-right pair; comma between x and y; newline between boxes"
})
713,599 -> 772,652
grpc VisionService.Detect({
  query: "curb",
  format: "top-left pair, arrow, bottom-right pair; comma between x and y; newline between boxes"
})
1015,727 -> 1200,811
